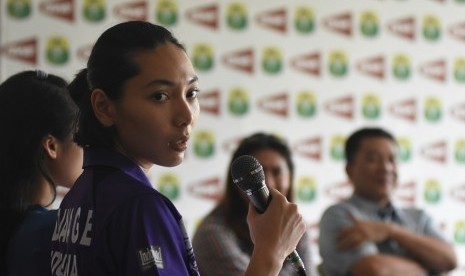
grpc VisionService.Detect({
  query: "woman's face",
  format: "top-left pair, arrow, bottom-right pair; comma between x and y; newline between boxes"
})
111,43 -> 200,169
253,149 -> 291,196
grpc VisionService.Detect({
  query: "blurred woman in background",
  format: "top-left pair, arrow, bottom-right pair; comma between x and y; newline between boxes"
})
193,132 -> 314,276
0,70 -> 82,275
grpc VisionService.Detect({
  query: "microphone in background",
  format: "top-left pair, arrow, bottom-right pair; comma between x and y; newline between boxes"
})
231,154 -> 307,276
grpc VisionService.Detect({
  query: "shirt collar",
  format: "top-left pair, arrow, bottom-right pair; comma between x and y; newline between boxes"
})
349,194 -> 398,219
83,147 -> 150,185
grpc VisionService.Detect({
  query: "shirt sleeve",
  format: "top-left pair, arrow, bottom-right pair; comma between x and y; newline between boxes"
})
192,216 -> 250,276
318,203 -> 378,276
402,208 -> 448,242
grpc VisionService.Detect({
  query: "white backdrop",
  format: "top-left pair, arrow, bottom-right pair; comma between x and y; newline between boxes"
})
3,0 -> 465,274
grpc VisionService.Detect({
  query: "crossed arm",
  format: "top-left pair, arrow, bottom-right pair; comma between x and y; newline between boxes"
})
340,214 -> 457,275
319,205 -> 457,276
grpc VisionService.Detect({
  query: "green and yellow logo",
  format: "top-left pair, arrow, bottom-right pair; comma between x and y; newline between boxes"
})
158,173 -> 180,200
192,44 -> 214,71
424,96 -> 442,123
262,47 -> 283,74
7,0 -> 31,19
397,137 -> 412,163
46,36 -> 70,65
454,139 -> 465,163
453,58 -> 465,83
362,93 -> 381,120
296,91 -> 317,118
228,87 -> 249,116
328,50 -> 348,77
226,2 -> 247,30
296,176 -> 317,202
424,179 -> 442,204
360,11 -> 379,38
392,54 -> 411,80
422,15 -> 441,41
454,221 -> 465,244
194,130 -> 215,158
330,135 -> 346,161
156,0 -> 178,26
83,0 -> 106,22
294,6 -> 315,34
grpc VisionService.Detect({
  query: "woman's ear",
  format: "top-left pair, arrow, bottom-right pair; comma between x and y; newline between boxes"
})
91,89 -> 115,127
42,134 -> 58,160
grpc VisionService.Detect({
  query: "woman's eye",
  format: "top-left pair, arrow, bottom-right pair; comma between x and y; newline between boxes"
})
152,93 -> 168,101
187,89 -> 199,99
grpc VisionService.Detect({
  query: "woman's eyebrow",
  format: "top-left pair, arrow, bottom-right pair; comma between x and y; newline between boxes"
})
144,75 -> 199,88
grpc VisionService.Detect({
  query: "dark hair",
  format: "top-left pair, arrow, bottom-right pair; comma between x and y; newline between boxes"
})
345,127 -> 396,163
71,21 -> 186,148
219,132 -> 295,249
0,70 -> 77,273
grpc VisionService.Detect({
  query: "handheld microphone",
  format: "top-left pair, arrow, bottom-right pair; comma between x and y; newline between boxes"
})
231,155 -> 307,276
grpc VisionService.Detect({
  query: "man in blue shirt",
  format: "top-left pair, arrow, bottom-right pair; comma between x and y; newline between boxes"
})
319,127 -> 457,276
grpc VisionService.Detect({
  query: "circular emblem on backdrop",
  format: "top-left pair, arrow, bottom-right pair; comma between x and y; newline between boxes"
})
156,0 -> 178,26
397,137 -> 412,163
454,221 -> 465,244
392,54 -> 411,80
362,93 -> 381,120
328,51 -> 348,77
7,0 -> 31,19
424,96 -> 442,123
46,36 -> 70,65
330,135 -> 346,161
360,11 -> 379,37
422,15 -> 441,41
228,88 -> 249,116
424,179 -> 442,204
157,173 -> 180,200
454,139 -> 465,163
194,131 -> 215,158
294,6 -> 315,34
192,44 -> 214,71
83,0 -> 106,22
226,3 -> 247,30
296,176 -> 317,202
296,91 -> 317,118
453,58 -> 465,82
261,47 -> 283,74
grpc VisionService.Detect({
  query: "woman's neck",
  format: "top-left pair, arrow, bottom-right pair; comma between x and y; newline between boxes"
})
33,177 -> 54,208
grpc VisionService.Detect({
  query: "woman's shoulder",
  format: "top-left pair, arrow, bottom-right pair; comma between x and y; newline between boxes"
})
9,206 -> 57,254
22,206 -> 58,232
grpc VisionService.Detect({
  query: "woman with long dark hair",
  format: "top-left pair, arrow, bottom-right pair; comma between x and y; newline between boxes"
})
0,70 -> 82,275
193,132 -> 313,275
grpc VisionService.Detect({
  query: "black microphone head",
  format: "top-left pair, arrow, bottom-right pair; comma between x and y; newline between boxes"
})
231,155 -> 265,193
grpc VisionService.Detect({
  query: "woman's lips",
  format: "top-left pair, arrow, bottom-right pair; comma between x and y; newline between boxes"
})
169,137 -> 189,152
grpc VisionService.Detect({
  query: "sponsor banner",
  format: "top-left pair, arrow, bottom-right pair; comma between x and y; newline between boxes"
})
3,1 -> 465,272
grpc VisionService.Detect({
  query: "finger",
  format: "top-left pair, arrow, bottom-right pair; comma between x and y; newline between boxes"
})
247,202 -> 256,243
247,201 -> 257,220
268,187 -> 288,203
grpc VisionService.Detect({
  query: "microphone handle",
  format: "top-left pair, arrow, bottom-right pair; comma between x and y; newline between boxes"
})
246,186 -> 308,276
286,250 -> 308,276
